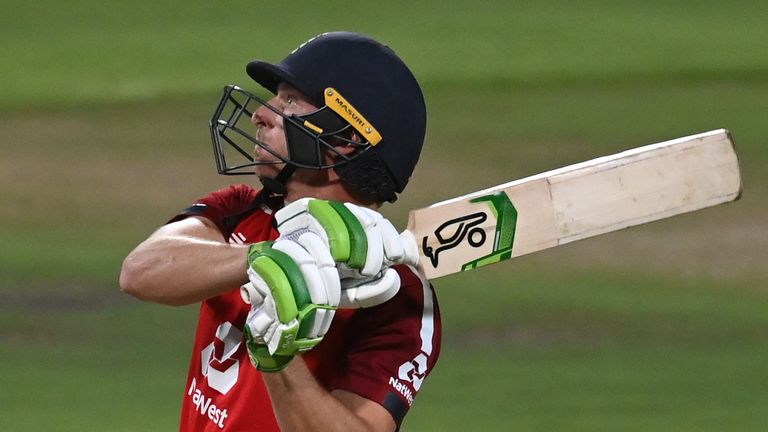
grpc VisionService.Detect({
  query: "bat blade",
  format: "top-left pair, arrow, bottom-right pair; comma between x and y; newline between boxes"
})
406,129 -> 742,280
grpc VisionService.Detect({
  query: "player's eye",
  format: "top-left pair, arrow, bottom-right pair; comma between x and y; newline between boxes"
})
286,95 -> 297,106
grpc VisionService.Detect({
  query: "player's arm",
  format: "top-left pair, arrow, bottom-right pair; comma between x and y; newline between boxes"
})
262,359 -> 396,432
119,216 -> 248,306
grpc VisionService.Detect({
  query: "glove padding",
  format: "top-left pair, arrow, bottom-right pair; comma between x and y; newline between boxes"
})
242,234 -> 340,372
276,198 -> 417,308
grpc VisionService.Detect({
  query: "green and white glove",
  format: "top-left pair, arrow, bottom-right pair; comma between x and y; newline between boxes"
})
242,234 -> 340,372
275,198 -> 418,308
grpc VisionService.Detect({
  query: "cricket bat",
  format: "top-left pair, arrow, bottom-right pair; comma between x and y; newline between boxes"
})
241,129 -> 741,305
403,129 -> 741,280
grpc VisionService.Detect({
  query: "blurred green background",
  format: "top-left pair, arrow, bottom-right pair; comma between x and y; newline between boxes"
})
1,0 -> 766,430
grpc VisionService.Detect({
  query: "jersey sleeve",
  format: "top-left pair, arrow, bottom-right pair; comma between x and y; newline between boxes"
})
330,265 -> 442,427
167,184 -> 262,238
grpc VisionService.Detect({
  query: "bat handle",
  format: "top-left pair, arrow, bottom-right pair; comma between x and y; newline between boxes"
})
240,282 -> 264,306
399,230 -> 420,267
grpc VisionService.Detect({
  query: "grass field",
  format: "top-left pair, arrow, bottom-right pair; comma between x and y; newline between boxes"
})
1,1 -> 767,430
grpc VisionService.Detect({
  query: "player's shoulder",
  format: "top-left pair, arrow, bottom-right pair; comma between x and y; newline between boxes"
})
393,264 -> 427,289
169,184 -> 283,236
210,183 -> 260,201
344,264 -> 439,337
195,184 -> 281,215
390,264 -> 437,305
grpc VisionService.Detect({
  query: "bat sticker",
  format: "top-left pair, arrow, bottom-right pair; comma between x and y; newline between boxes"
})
422,192 -> 519,270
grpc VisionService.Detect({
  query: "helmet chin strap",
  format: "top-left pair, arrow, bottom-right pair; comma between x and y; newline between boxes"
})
259,164 -> 296,196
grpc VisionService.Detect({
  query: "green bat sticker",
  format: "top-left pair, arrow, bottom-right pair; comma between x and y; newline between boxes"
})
421,192 -> 518,271
461,192 -> 518,271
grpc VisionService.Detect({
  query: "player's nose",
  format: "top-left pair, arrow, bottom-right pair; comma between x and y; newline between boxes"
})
251,98 -> 282,128
251,104 -> 270,127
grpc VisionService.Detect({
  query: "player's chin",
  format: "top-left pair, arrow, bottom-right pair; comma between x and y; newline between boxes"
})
254,161 -> 285,178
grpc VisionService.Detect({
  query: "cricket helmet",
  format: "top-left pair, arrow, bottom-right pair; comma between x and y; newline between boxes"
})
210,31 -> 427,202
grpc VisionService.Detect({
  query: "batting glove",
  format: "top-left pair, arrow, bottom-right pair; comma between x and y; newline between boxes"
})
275,198 -> 418,308
242,235 -> 340,372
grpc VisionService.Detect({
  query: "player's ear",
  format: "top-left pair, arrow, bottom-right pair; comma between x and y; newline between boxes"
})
320,132 -> 361,166
335,132 -> 362,156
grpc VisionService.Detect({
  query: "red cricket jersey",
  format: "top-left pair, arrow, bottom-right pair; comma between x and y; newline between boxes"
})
172,184 -> 441,431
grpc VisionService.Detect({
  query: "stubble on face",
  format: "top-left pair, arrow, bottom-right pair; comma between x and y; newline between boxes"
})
252,108 -> 287,178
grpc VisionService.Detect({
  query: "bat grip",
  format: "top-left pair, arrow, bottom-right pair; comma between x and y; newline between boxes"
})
240,282 -> 264,305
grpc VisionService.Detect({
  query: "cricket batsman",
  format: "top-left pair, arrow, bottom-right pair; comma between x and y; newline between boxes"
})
120,31 -> 441,431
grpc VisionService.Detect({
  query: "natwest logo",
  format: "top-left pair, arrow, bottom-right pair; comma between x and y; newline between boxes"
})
201,321 -> 242,394
398,352 -> 428,391
389,352 -> 429,407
